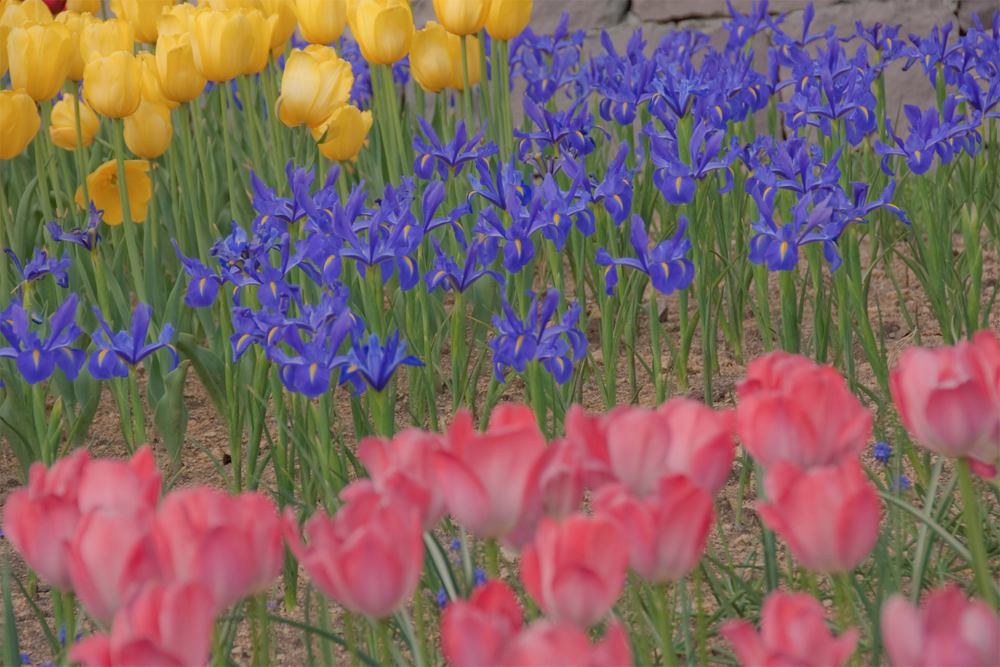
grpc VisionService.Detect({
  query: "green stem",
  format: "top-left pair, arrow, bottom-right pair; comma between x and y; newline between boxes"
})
957,458 -> 998,609
460,35 -> 473,123
111,118 -> 147,303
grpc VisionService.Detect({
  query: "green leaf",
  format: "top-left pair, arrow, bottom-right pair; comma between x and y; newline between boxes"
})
154,360 -> 190,465
2,558 -> 21,667
174,333 -> 227,416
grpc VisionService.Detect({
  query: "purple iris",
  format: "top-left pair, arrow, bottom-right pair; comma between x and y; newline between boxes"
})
340,331 -> 423,394
266,309 -> 355,397
489,288 -> 586,385
593,143 -> 636,225
0,295 -> 85,385
424,237 -> 504,294
88,304 -> 178,379
748,189 -> 842,272
723,0 -> 783,51
648,120 -> 735,205
413,118 -> 497,180
250,162 -> 309,228
596,215 -> 695,296
874,97 -> 981,175
47,204 -> 102,251
516,99 -> 605,159
5,248 -> 71,290
172,241 -> 223,308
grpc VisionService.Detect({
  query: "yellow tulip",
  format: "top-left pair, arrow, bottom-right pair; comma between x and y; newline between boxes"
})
189,8 -> 257,81
156,2 -> 197,35
277,45 -> 353,128
154,32 -> 207,103
260,0 -> 296,48
124,98 -> 172,158
409,21 -> 456,93
0,89 -> 40,159
349,0 -> 412,65
75,159 -> 153,224
0,24 -> 9,76
485,0 -> 530,41
49,95 -> 100,150
449,33 -> 480,90
117,0 -> 173,43
312,104 -> 371,161
7,22 -> 72,101
292,0 -> 345,44
242,8 -> 277,75
0,0 -> 53,28
136,52 -> 178,109
83,50 -> 142,118
55,11 -> 96,81
66,0 -> 101,11
432,0 -> 489,37
80,18 -> 134,63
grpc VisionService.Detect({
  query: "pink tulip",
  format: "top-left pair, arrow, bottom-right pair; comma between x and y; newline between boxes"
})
76,446 -> 161,516
756,460 -> 880,573
890,331 -> 1000,467
357,428 -> 447,530
153,487 -> 283,612
497,620 -> 633,667
68,509 -> 162,625
721,590 -> 858,667
593,474 -> 714,583
520,514 -> 628,627
284,487 -> 423,618
442,581 -> 523,667
2,448 -> 90,590
604,406 -> 672,497
563,404 -> 618,490
881,587 -> 1000,667
435,405 -> 547,539
736,352 -> 872,469
70,581 -> 215,667
657,398 -> 735,493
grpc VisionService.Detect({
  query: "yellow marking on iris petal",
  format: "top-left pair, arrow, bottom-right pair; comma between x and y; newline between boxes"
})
515,335 -> 525,354
613,194 -> 623,208
237,334 -> 250,350
661,261 -> 670,280
779,241 -> 789,259
433,271 -> 446,283
514,239 -> 522,255
98,348 -> 109,365
403,225 -> 411,240
198,277 -> 207,294
308,363 -> 318,383
261,215 -> 269,225
269,282 -> 278,299
886,37 -> 893,49
675,176 -> 683,193
622,102 -> 629,115
323,255 -> 336,271
576,130 -> 585,142
347,364 -> 357,374
801,75 -> 809,89
31,349 -> 40,367
793,111 -> 805,123
715,105 -> 723,119
267,327 -> 280,344
763,186 -> 773,200
421,155 -> 431,169
554,213 -> 561,225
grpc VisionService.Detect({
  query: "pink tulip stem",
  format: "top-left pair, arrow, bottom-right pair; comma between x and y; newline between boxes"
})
485,539 -> 500,580
52,590 -> 76,658
957,457 -> 998,610
832,573 -> 858,637
344,611 -> 361,667
372,618 -> 394,665
756,463 -> 780,591
249,594 -> 271,666
652,583 -> 678,667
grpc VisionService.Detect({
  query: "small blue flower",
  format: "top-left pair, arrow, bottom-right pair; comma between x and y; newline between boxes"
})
474,568 -> 486,587
436,588 -> 448,609
88,304 -> 179,380
449,538 -> 461,552
340,331 -> 423,394
894,475 -> 911,492
873,441 -> 892,464
47,204 -> 102,251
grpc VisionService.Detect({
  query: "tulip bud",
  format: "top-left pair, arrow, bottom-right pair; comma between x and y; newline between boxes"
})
409,21 -> 456,93
55,11 -> 96,81
83,50 -> 142,118
190,8 -> 257,81
312,105 -> 372,161
0,89 -> 41,159
292,0 -> 345,44
242,8 -> 277,75
261,0 -> 297,49
124,99 -> 173,158
349,0 -> 413,65
7,22 -> 73,102
80,18 -> 134,63
66,0 -> 101,11
432,0 -> 489,37
0,0 -> 54,28
485,0 -> 531,41
277,45 -> 353,128
137,52 -> 178,109
49,95 -> 100,150
75,159 -> 153,224
156,2 -> 198,36
117,0 -> 173,43
448,34 -> 480,90
155,33 -> 207,103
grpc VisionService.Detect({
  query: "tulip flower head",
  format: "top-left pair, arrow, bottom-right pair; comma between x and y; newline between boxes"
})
348,0 -> 413,65
155,32 -> 207,103
7,21 -> 73,101
277,45 -> 354,129
293,0 -> 347,44
79,17 -> 134,63
83,50 -> 143,118
486,0 -> 531,40
49,94 -> 100,150
75,159 -> 153,224
0,89 -> 41,159
312,104 -> 373,161
124,98 -> 173,159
